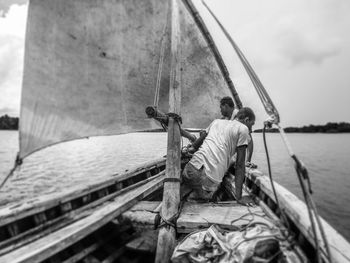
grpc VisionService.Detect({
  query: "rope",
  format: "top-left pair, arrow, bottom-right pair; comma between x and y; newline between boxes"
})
263,124 -> 295,233
166,112 -> 182,124
228,207 -> 294,262
262,125 -> 280,209
157,199 -> 185,234
0,153 -> 22,190
202,2 -> 333,261
201,0 -> 279,122
277,125 -> 332,262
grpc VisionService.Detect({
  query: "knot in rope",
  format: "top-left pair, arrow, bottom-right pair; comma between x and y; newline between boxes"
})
154,200 -> 184,233
166,112 -> 182,124
16,155 -> 23,166
292,155 -> 312,194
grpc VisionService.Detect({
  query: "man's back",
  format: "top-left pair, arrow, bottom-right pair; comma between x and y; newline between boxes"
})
189,119 -> 249,184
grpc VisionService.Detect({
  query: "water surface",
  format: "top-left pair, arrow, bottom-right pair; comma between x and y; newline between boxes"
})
0,130 -> 349,241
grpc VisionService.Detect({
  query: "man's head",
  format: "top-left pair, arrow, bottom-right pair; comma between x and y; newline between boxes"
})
236,107 -> 255,131
220,96 -> 235,119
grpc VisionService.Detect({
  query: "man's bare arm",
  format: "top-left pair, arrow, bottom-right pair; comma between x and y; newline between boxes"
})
180,128 -> 197,143
246,134 -> 253,163
235,145 -> 247,200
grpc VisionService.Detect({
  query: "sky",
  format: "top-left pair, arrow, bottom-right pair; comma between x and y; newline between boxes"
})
0,0 -> 350,127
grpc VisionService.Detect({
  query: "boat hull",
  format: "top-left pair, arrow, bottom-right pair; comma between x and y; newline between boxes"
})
0,158 -> 349,262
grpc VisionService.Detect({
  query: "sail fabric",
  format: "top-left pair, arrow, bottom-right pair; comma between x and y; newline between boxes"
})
20,0 -> 231,159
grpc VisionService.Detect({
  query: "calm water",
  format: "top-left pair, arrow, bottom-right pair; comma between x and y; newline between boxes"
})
0,130 -> 349,241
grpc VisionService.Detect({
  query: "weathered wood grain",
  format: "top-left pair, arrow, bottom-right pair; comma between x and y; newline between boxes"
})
123,201 -> 264,234
155,0 -> 182,262
0,175 -> 164,263
0,158 -> 166,227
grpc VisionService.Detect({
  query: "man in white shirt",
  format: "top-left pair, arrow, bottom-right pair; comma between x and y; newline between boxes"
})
182,107 -> 255,203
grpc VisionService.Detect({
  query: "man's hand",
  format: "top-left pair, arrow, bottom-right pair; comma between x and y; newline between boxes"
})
246,162 -> 257,169
237,195 -> 255,207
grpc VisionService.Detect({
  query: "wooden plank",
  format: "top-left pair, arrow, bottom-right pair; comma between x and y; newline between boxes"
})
155,0 -> 182,262
0,173 -> 164,256
7,224 -> 19,237
126,230 -> 158,253
82,255 -> 100,263
33,212 -> 47,225
128,201 -> 161,212
60,202 -> 72,213
176,202 -> 264,233
123,201 -> 264,234
0,158 -> 166,227
62,233 -> 117,263
246,169 -> 350,263
101,246 -> 125,263
0,174 -> 165,263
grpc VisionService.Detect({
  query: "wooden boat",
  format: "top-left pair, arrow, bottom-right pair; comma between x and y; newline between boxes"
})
1,158 -> 349,262
1,0 -> 349,262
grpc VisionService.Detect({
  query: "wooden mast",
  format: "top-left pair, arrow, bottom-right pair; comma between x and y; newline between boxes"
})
155,0 -> 181,262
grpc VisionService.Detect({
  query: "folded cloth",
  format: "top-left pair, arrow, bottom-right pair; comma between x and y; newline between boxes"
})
171,224 -> 287,263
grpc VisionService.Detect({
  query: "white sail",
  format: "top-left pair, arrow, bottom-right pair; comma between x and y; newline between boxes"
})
19,0 -> 232,159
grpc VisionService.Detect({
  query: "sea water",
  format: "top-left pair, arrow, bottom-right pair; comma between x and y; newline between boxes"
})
0,130 -> 349,241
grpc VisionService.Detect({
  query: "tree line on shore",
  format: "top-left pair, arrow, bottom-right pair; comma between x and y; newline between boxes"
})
1,115 -> 350,133
254,122 -> 350,133
0,115 -> 18,130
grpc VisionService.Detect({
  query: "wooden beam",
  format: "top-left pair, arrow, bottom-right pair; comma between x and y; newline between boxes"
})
0,173 -> 164,256
155,0 -> 181,261
0,158 -> 166,227
126,230 -> 158,253
0,174 -> 165,263
124,201 -> 264,233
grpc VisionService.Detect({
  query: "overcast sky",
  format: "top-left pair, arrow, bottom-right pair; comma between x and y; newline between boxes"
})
1,0 -> 349,127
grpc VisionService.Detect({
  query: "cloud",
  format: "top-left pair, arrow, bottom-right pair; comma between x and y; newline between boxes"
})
0,106 -> 18,116
0,0 -> 27,15
0,3 -> 27,117
277,30 -> 341,66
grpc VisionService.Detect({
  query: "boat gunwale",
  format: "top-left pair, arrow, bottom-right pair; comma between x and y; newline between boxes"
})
0,174 -> 166,263
0,157 -> 167,226
245,168 -> 350,263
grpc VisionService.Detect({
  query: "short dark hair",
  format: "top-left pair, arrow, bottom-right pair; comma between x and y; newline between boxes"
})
220,96 -> 234,108
236,107 -> 255,121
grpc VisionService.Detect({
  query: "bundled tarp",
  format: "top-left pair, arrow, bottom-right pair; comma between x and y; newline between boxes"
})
19,0 -> 233,159
172,224 -> 300,263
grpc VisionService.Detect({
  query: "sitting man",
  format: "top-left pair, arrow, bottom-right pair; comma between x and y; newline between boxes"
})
220,96 -> 236,120
182,107 -> 255,204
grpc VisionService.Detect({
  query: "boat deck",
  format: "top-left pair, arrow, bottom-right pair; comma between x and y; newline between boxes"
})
123,201 -> 266,234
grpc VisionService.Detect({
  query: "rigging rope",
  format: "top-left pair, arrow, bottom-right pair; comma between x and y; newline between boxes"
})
202,1 -> 333,262
201,0 -> 278,122
0,153 -> 22,190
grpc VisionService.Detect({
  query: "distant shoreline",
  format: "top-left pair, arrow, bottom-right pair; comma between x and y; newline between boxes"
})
0,115 -> 18,130
253,122 -> 350,133
1,115 -> 349,133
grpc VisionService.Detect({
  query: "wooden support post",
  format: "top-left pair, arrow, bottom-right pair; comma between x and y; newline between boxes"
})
155,0 -> 181,262
33,212 -> 47,225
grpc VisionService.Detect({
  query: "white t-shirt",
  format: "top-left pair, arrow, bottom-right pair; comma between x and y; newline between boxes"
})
189,119 -> 250,184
